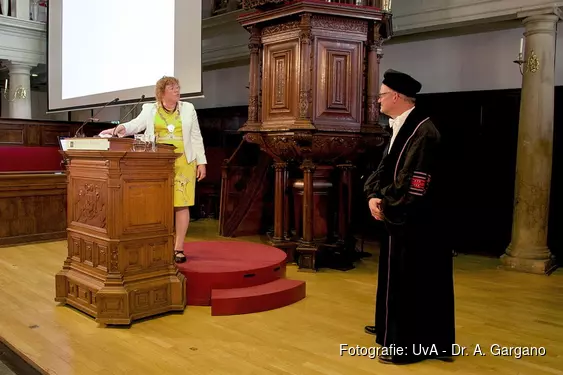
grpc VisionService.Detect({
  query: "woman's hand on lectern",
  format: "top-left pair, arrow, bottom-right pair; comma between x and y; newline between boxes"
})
99,125 -> 126,137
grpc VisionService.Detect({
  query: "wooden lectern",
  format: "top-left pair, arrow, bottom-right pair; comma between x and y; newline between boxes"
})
55,137 -> 186,325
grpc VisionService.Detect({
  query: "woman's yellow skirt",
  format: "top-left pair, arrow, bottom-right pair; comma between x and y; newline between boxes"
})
174,155 -> 197,207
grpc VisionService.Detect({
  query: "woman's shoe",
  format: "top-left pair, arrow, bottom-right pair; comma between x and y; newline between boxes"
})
174,250 -> 187,263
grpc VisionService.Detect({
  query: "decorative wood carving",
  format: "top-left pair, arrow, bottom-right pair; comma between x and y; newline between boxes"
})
262,21 -> 300,37
314,39 -> 362,131
311,15 -> 369,35
74,181 -> 107,229
263,41 -> 300,126
55,138 -> 186,325
235,1 -> 391,270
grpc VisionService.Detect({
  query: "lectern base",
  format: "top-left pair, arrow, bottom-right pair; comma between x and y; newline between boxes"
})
55,267 -> 186,325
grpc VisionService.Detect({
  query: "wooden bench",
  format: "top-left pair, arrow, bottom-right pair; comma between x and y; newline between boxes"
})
0,118 -> 111,246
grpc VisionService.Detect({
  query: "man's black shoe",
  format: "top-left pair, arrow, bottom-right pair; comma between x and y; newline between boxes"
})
379,353 -> 454,365
378,354 -> 424,365
364,325 -> 376,335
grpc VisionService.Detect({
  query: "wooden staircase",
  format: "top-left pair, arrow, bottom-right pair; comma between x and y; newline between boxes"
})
219,140 -> 273,237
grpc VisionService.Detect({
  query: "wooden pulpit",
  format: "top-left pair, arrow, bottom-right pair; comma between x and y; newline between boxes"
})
235,0 -> 392,270
54,137 -> 186,325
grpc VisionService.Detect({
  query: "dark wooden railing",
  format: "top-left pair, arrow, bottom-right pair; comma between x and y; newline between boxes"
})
214,0 -> 384,15
212,0 -> 243,15
321,0 -> 382,5
219,140 -> 273,237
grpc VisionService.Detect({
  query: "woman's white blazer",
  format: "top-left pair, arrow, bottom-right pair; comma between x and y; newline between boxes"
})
121,101 -> 207,165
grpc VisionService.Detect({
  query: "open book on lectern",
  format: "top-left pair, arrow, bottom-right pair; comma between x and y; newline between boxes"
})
58,136 -> 110,151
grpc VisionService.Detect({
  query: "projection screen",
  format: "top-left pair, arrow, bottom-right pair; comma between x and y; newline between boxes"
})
47,0 -> 202,113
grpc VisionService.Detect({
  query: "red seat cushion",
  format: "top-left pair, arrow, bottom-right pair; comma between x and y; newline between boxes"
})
0,146 -> 63,172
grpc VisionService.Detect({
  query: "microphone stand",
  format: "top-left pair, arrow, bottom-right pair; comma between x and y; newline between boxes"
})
113,95 -> 145,137
75,97 -> 119,138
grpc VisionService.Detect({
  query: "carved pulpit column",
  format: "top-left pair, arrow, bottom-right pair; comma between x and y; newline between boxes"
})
247,26 -> 261,129
365,23 -> 384,131
283,166 -> 291,240
336,164 -> 354,245
501,8 -> 561,275
298,13 -> 313,122
219,161 -> 230,236
272,162 -> 287,242
297,159 -> 316,269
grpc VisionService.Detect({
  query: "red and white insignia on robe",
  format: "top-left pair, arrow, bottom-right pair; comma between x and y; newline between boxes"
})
409,171 -> 431,196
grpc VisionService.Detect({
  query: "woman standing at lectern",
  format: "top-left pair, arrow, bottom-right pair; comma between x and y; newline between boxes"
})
99,76 -> 207,263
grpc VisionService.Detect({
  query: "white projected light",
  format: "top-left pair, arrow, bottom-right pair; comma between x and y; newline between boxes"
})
48,0 -> 202,112
61,0 -> 174,100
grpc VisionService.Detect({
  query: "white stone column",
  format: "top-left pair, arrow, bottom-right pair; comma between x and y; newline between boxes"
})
15,0 -> 30,19
6,62 -> 33,119
501,9 -> 561,275
0,0 -> 10,16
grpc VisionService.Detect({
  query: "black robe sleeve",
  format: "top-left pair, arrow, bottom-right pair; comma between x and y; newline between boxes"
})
363,159 -> 385,201
379,130 -> 439,226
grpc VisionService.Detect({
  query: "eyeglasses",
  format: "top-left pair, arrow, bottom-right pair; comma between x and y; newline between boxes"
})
378,92 -> 392,98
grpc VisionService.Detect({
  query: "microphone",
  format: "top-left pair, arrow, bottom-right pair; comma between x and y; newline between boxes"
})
75,97 -> 119,137
113,95 -> 146,137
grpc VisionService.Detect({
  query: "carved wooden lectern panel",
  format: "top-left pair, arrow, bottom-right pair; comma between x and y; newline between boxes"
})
121,179 -> 168,234
71,179 -> 108,229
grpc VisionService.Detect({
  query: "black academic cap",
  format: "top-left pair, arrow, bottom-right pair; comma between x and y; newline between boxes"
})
382,69 -> 422,98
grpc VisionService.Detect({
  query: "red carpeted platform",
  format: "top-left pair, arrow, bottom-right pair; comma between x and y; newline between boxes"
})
176,241 -> 306,316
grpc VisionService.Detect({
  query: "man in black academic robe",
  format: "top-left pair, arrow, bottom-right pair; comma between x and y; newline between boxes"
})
363,70 -> 455,364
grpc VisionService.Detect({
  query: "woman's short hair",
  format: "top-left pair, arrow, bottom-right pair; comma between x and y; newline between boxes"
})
155,76 -> 180,103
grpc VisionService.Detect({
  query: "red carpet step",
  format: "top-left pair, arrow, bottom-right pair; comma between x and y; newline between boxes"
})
176,241 -> 306,315
211,279 -> 306,316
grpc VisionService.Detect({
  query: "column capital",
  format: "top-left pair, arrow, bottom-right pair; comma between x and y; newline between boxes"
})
6,61 -> 36,74
522,15 -> 560,36
336,163 -> 355,171
518,6 -> 562,23
273,161 -> 287,170
300,159 -> 316,172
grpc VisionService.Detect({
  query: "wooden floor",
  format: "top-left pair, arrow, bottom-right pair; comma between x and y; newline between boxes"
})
1,219 -> 563,375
